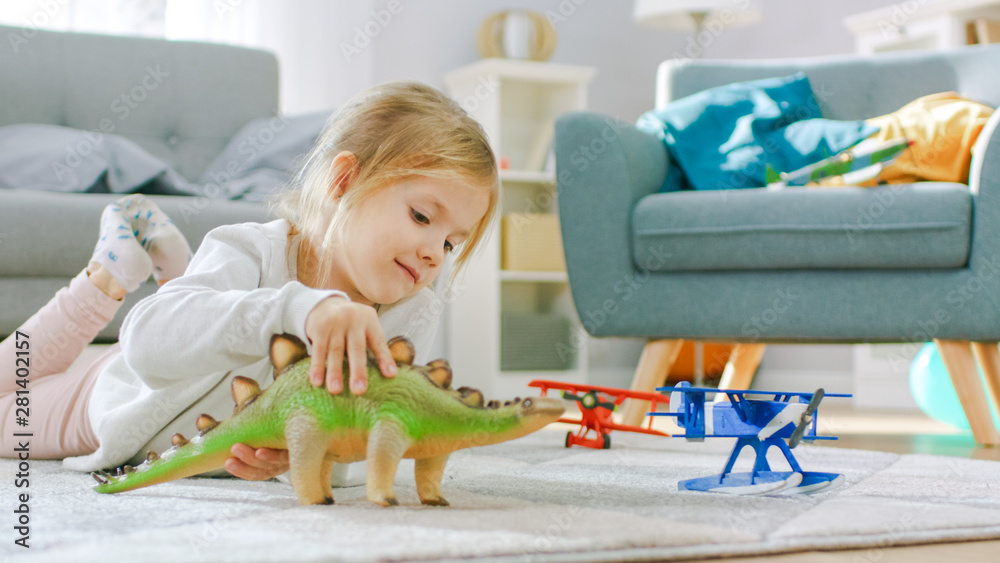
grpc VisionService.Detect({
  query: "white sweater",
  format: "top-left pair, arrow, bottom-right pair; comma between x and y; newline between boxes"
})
64,218 -> 442,472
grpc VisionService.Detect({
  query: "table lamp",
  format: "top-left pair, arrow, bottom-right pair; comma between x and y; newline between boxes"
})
634,0 -> 762,58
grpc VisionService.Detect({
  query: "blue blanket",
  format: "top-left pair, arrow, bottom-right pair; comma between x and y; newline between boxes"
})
0,111 -> 329,201
636,73 -> 877,191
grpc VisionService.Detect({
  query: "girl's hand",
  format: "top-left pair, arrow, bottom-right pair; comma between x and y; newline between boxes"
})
224,444 -> 289,480
304,295 -> 398,395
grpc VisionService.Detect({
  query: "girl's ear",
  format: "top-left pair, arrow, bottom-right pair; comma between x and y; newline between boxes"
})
328,151 -> 359,199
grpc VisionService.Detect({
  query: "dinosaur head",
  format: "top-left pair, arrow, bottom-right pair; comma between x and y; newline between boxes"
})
478,395 -> 565,444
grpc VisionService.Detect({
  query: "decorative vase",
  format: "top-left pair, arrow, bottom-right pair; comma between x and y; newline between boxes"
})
476,10 -> 558,61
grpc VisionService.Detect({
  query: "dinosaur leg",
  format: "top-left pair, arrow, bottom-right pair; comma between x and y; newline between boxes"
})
285,414 -> 334,505
319,455 -> 336,502
366,419 -> 410,507
415,455 -> 450,506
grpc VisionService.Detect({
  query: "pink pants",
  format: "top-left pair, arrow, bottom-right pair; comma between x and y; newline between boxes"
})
0,270 -> 124,459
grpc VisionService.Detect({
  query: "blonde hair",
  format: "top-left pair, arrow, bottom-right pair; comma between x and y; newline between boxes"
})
269,81 -> 499,290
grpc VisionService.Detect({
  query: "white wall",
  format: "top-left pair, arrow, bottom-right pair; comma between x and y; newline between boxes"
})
365,0 -> 902,121
186,0 -> 900,118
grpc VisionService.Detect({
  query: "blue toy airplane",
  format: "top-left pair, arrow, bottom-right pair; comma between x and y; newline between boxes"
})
651,382 -> 851,495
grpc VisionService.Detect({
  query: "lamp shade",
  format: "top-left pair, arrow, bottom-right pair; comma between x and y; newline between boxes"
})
633,0 -> 762,30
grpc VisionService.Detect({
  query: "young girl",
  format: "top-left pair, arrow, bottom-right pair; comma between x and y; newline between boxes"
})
0,81 -> 498,483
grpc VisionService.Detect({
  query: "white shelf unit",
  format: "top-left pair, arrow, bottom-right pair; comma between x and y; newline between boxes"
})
444,59 -> 596,400
844,0 -> 1000,54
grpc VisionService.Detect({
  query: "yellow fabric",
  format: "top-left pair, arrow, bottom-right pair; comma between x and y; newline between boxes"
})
864,92 -> 993,185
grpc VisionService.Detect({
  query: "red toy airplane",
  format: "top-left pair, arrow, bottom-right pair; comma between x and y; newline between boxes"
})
528,380 -> 672,449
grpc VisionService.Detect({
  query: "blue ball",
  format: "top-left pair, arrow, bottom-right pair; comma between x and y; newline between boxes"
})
909,343 -> 970,430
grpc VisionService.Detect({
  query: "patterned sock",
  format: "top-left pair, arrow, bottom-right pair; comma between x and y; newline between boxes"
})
90,198 -> 154,293
118,195 -> 193,283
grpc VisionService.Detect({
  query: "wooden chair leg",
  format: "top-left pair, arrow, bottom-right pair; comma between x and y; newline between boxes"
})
971,341 -> 1000,426
934,339 -> 1000,446
622,339 -> 684,426
713,343 -> 767,402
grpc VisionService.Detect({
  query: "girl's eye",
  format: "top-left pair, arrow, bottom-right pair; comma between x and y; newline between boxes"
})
412,208 -> 455,253
411,209 -> 429,224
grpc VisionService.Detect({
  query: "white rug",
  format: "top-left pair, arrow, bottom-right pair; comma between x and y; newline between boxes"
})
3,428 -> 1000,562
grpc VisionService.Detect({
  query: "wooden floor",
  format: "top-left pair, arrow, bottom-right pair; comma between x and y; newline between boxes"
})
670,406 -> 1000,562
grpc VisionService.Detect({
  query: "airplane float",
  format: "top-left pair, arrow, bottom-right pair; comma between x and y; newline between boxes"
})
653,382 -> 851,495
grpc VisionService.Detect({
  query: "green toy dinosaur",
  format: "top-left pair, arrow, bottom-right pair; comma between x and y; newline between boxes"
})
90,334 -> 565,506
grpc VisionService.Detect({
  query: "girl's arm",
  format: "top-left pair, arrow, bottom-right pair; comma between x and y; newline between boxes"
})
119,223 -> 344,390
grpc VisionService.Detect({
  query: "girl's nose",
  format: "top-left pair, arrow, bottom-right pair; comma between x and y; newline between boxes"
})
418,237 -> 444,267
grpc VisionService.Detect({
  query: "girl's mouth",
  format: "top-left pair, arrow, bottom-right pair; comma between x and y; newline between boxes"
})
396,260 -> 418,283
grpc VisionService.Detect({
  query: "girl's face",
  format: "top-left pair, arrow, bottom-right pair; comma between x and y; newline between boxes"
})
325,176 -> 489,306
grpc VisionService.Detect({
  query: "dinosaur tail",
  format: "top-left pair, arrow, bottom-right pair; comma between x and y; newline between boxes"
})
92,437 -> 233,494
92,376 -> 282,494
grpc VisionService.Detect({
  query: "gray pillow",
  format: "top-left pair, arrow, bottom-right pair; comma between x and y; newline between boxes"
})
197,110 -> 331,201
0,123 -> 192,195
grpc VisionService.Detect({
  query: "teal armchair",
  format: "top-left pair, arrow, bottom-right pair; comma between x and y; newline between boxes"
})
554,45 -> 1000,446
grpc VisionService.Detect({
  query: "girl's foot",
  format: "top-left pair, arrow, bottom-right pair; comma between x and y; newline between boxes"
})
119,195 -> 193,284
89,195 -> 193,293
90,198 -> 154,292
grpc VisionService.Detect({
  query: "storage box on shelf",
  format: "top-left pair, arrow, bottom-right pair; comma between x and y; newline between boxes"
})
444,59 -> 595,398
501,213 -> 566,272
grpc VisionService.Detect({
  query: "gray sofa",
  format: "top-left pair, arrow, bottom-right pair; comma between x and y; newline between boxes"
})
0,26 -> 278,340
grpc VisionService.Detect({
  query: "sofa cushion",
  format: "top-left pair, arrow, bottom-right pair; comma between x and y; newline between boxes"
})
631,183 -> 971,271
196,111 -> 329,201
636,73 -> 876,192
0,124 -> 194,195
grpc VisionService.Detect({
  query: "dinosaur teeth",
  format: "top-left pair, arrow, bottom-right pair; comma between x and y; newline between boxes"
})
91,472 -> 109,485
146,451 -> 160,463
487,400 -> 501,409
388,336 -> 415,366
171,433 -> 189,447
123,465 -> 135,474
196,414 -> 219,433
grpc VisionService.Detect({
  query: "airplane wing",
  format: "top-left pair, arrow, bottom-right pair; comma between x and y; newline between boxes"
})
654,382 -> 851,442
658,385 -> 851,401
529,380 -> 670,405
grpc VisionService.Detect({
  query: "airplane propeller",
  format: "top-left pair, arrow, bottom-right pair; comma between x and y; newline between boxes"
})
562,390 -> 616,411
789,388 -> 825,448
